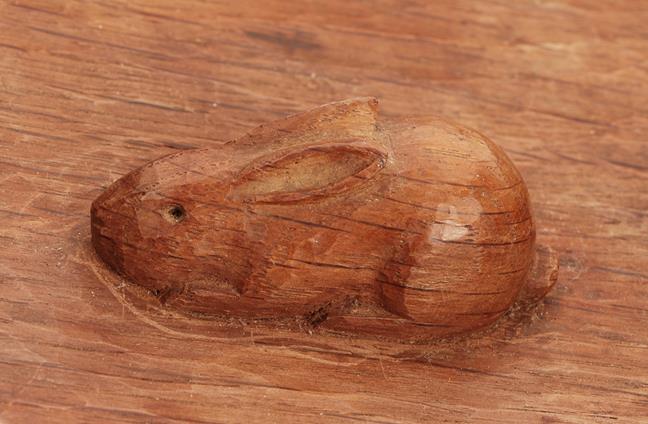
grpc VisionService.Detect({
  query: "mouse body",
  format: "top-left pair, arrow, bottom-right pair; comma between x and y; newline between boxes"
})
91,98 -> 557,340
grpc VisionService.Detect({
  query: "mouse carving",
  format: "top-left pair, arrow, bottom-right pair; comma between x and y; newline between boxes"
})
91,98 -> 558,341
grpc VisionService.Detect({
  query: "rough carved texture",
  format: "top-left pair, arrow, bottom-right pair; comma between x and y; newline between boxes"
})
91,98 -> 556,340
2,1 -> 648,423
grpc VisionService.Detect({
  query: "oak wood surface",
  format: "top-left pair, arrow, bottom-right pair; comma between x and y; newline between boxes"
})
1,0 -> 647,422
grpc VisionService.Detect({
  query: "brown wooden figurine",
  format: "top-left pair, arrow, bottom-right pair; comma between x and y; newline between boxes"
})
91,98 -> 558,341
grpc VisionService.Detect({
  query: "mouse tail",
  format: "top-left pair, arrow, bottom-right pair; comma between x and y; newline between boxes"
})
520,244 -> 559,304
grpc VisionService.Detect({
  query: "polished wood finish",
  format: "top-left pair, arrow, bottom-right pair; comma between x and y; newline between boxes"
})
91,97 -> 557,340
1,1 -> 647,422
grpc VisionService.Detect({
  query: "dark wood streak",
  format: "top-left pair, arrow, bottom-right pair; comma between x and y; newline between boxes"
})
322,212 -> 425,235
428,235 -> 533,247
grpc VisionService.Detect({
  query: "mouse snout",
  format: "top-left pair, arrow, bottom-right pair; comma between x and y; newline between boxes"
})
90,172 -> 140,276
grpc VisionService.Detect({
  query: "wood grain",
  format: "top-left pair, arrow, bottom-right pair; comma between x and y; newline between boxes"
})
1,0 -> 647,422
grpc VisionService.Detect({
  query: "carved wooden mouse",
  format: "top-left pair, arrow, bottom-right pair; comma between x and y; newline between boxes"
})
91,98 -> 558,340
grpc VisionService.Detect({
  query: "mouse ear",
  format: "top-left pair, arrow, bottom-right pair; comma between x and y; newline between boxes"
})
228,142 -> 387,204
231,97 -> 380,150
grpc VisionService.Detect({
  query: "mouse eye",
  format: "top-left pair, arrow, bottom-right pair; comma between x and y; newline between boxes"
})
165,204 -> 186,223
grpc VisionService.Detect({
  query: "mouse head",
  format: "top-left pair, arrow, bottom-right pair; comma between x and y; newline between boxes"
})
91,98 -> 390,298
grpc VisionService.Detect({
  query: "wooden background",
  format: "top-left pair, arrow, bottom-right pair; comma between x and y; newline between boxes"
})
1,0 -> 647,422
